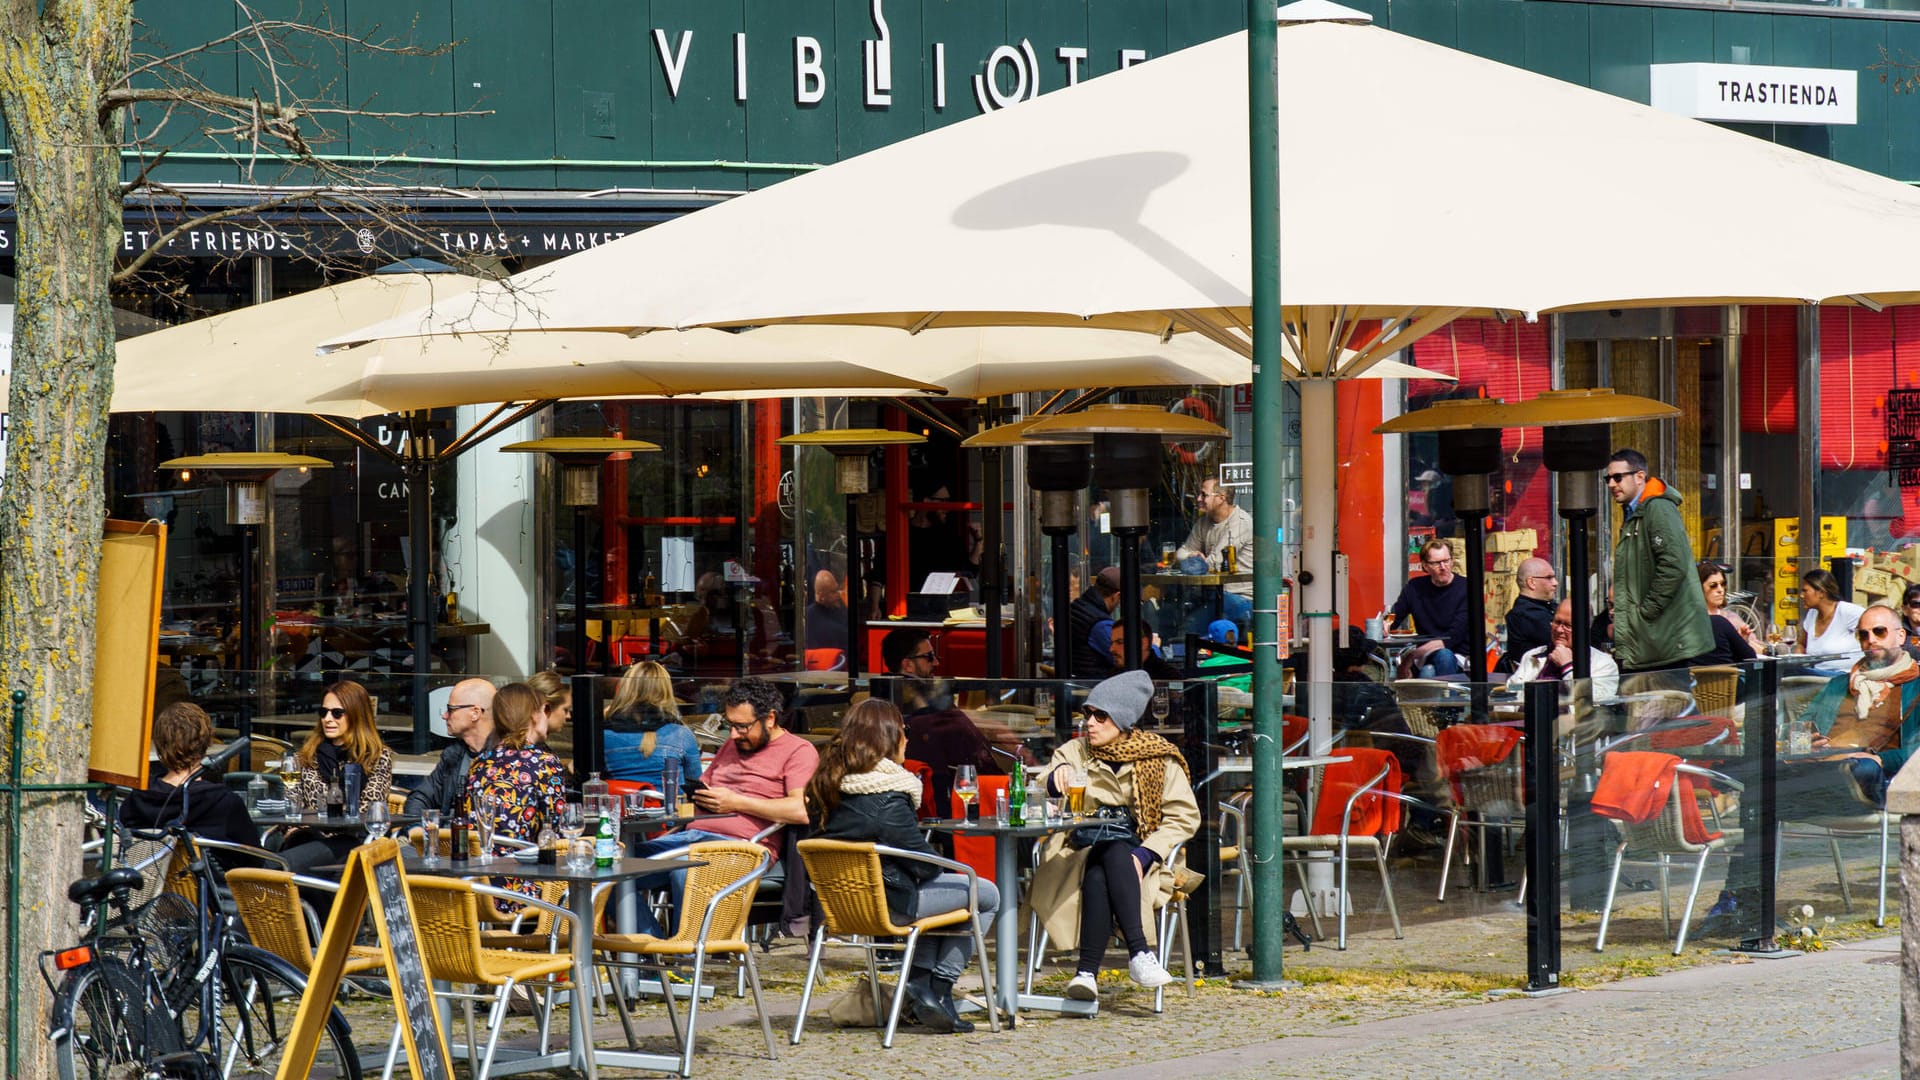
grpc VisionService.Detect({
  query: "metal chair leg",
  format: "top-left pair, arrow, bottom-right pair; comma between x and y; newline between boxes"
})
880,931 -> 922,1049
1376,848 -> 1403,939
1438,813 -> 1462,901
1672,848 -> 1712,955
1828,838 -> 1855,912
789,925 -> 829,1046
1292,858 -> 1324,939
677,950 -> 710,1076
742,949 -> 778,1060
1595,840 -> 1629,952
479,980 -> 516,1080
970,911 -> 1000,1032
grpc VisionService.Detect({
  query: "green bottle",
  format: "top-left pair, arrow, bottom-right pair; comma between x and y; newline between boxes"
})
1008,761 -> 1026,828
595,806 -> 618,867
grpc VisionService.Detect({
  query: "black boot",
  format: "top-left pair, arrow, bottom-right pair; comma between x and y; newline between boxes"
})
903,970 -> 955,1033
930,976 -> 974,1033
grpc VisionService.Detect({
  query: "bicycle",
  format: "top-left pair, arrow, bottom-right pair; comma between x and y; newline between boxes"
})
43,819 -> 364,1080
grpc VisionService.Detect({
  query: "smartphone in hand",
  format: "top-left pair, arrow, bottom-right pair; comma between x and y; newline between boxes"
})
682,779 -> 709,801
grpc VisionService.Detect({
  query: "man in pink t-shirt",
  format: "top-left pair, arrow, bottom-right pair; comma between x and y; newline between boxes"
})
630,677 -> 818,934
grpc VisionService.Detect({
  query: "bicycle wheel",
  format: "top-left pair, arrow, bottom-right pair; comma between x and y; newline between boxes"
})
216,946 -> 362,1080
53,956 -> 185,1080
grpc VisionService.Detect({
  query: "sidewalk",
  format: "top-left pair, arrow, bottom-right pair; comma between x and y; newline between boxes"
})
485,935 -> 1898,1079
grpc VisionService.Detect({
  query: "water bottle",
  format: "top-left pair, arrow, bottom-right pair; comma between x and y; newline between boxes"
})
245,773 -> 268,811
582,771 -> 610,809
595,807 -> 618,867
661,758 -> 682,814
341,762 -> 364,819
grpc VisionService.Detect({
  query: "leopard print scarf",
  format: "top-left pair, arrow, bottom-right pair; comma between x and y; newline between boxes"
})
1089,730 -> 1187,836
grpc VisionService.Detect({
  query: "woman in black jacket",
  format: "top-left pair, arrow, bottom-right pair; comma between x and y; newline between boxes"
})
121,701 -> 261,847
806,698 -> 999,1034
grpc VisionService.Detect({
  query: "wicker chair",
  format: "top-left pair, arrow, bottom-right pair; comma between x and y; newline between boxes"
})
400,876 -> 577,1080
1437,751 -> 1525,902
1594,762 -> 1742,955
1391,679 -> 1465,739
590,841 -> 777,1075
1779,675 -> 1834,726
792,839 -> 998,1048
224,868 -> 383,976
1778,766 -> 1895,927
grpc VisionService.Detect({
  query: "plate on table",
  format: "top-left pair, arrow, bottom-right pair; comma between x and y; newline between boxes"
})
511,849 -> 539,864
254,799 -> 290,814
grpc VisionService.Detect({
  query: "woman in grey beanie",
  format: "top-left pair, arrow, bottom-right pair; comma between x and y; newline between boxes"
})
1026,670 -> 1199,999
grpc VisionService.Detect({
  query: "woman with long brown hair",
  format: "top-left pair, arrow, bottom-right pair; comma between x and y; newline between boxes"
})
808,698 -> 998,1034
465,682 -> 572,903
277,678 -> 395,872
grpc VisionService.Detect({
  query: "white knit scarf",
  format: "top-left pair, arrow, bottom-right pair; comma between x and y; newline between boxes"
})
838,757 -> 923,809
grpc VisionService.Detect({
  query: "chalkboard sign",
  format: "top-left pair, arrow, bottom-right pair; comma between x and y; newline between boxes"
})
275,838 -> 451,1080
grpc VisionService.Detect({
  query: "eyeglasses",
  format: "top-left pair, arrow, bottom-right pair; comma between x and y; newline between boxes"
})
1529,572 -> 1557,582
1704,580 -> 1726,589
907,650 -> 937,663
1858,625 -> 1900,642
726,717 -> 766,734
317,707 -> 348,720
441,702 -> 484,718
1603,471 -> 1638,484
1424,557 -> 1453,568
1550,620 -> 1574,629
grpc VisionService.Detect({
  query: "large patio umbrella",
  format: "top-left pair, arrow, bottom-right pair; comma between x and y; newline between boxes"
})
329,0 -> 1920,963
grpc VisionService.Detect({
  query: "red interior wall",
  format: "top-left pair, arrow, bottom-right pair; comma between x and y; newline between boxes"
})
1337,379 -> 1387,625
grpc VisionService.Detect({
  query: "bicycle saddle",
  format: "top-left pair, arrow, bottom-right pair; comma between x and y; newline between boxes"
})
68,866 -> 144,905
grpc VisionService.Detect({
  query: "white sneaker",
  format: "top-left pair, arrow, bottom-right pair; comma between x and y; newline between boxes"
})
1127,952 -> 1174,989
1065,972 -> 1099,1000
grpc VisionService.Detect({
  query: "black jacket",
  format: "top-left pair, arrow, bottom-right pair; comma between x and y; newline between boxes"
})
121,776 -> 261,848
1067,588 -> 1117,679
1503,595 -> 1556,671
403,740 -> 478,816
816,790 -> 938,922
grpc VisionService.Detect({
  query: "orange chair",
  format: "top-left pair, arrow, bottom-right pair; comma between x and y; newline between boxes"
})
949,774 -> 1010,885
901,759 -> 937,821
803,648 -> 847,671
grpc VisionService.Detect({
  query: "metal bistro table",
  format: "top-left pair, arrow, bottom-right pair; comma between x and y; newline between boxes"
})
1142,571 -> 1253,624
406,853 -> 704,1078
252,810 -> 420,832
923,815 -> 1090,1018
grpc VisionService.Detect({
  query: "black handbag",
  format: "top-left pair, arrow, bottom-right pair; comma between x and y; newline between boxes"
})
1067,805 -> 1139,849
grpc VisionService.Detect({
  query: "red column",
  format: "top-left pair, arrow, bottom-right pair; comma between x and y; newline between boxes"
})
1337,380 -> 1387,626
602,403 -> 631,606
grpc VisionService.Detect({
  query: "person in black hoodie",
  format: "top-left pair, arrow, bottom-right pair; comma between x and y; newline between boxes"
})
121,701 -> 260,847
807,698 -> 999,1034
1066,566 -> 1122,677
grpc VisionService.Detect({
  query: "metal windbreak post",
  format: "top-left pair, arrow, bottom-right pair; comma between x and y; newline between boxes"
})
5,689 -> 21,1080
1732,657 -> 1782,952
1181,679 -> 1226,975
571,673 -> 604,781
1523,678 -> 1562,992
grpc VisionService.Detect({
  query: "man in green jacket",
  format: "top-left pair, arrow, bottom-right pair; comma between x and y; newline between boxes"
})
1607,448 -> 1713,680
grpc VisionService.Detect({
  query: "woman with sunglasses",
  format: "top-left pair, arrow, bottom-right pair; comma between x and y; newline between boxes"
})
1695,562 -> 1758,665
1028,670 -> 1198,1001
1900,584 -> 1920,642
277,678 -> 395,872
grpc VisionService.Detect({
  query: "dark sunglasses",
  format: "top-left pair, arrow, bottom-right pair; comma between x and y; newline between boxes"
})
317,706 -> 348,720
1083,707 -> 1113,725
1857,625 -> 1899,642
1604,471 -> 1638,484
907,650 -> 937,662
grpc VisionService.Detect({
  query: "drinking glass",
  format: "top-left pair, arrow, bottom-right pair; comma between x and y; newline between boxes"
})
1782,624 -> 1801,652
278,758 -> 304,809
558,803 -> 585,868
474,798 -> 498,864
1151,689 -> 1172,724
1066,767 -> 1088,815
953,766 -> 979,821
419,809 -> 442,865
1158,543 -> 1176,570
362,801 -> 389,841
992,788 -> 1010,827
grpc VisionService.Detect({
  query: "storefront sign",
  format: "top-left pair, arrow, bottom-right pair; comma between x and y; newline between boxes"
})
1220,461 -> 1252,488
1888,388 -> 1920,487
1650,63 -> 1856,126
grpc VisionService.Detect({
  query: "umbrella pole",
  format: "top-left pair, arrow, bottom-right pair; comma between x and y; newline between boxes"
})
983,448 -> 1004,678
1049,528 -> 1074,679
1245,0 -> 1289,988
407,451 -> 434,750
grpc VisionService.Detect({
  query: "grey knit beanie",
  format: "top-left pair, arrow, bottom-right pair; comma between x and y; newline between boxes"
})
1084,669 -> 1154,731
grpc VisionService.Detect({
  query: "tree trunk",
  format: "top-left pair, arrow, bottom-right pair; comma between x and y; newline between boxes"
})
0,6 -> 133,1076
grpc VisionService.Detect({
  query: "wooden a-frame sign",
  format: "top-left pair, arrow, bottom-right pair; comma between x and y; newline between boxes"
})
275,837 -> 452,1080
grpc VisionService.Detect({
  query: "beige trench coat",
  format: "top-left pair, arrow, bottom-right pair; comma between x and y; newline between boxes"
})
1027,736 -> 1199,950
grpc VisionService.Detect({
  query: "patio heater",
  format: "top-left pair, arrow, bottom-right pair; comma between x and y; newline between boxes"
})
160,452 -> 331,736
777,428 -> 926,676
961,420 -> 1092,677
502,437 -> 661,679
1023,405 -> 1228,671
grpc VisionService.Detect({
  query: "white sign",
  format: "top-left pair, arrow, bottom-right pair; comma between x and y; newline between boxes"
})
661,537 -> 696,593
1650,63 -> 1856,126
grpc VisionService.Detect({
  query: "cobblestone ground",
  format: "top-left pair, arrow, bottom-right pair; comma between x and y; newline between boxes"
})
336,836 -> 1901,1079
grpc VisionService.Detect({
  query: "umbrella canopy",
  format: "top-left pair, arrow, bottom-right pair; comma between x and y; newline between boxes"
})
332,9 -> 1920,371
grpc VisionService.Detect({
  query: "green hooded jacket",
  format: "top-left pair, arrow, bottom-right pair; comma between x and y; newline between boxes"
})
1611,478 -> 1714,671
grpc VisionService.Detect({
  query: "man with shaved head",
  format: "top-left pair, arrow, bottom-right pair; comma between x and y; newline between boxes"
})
1502,557 -> 1559,671
804,568 -> 849,653
404,677 -> 498,815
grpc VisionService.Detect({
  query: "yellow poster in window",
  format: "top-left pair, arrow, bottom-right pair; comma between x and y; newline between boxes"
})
1772,517 -> 1847,629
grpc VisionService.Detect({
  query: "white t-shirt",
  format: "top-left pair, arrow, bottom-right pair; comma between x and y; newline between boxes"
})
1802,600 -> 1864,665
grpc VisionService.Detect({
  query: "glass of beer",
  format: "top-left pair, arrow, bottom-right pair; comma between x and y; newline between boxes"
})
1066,766 -> 1088,815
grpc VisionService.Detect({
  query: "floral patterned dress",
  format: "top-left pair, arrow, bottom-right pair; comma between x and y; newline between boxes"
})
463,743 -> 570,902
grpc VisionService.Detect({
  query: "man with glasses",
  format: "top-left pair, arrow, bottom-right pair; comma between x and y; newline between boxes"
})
629,677 -> 818,935
1387,538 -> 1471,677
1501,557 -> 1559,672
403,677 -> 498,816
1794,605 -> 1920,808
881,628 -> 1005,806
1606,448 -> 1713,686
1174,478 -> 1254,629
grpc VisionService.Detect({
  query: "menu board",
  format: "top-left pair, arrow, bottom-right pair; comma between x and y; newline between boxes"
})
275,838 -> 450,1080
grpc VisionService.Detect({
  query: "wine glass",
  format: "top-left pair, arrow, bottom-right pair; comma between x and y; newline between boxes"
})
278,757 -> 303,810
558,803 -> 586,869
363,801 -> 390,841
473,795 -> 498,864
419,809 -> 442,864
953,766 -> 979,821
1151,689 -> 1172,724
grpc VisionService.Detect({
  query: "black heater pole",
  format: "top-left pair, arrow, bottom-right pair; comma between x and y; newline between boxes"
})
238,523 -> 257,740
1545,425 -> 1611,911
982,448 -> 1004,679
573,504 -> 591,676
1118,526 -> 1144,671
1030,442 -> 1092,680
846,493 -> 867,677
1050,531 -> 1074,678
407,452 -> 434,750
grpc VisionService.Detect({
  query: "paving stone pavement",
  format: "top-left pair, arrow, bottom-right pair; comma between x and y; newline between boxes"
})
369,936 -> 1900,1079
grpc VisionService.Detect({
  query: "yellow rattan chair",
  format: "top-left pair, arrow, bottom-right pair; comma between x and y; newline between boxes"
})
398,876 -> 577,1080
590,841 -> 777,1075
792,839 -> 997,1049
224,868 -> 383,977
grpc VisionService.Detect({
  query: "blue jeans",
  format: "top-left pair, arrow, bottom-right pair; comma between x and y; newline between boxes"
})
628,828 -> 740,936
1183,591 -> 1253,639
910,875 -> 1000,981
1423,648 -> 1465,677
1849,756 -> 1892,808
